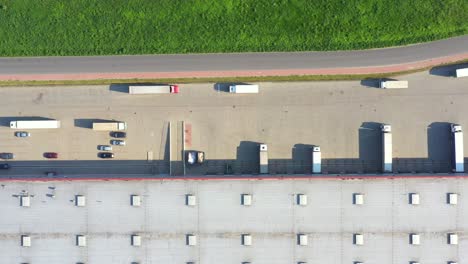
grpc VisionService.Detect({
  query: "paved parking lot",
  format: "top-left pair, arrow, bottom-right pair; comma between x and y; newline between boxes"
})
0,65 -> 468,176
0,177 -> 466,264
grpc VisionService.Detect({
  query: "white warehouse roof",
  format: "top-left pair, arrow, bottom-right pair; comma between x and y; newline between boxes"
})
0,178 -> 466,264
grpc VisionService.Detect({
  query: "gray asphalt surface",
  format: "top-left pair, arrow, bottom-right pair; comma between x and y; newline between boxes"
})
0,35 -> 467,74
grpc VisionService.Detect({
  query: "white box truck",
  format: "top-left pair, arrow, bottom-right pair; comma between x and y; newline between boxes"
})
380,80 -> 408,89
229,84 -> 259,94
92,122 -> 127,131
259,144 -> 268,174
451,124 -> 464,173
128,85 -> 179,94
10,120 -> 60,129
455,68 -> 468,78
381,124 -> 392,173
312,146 -> 321,174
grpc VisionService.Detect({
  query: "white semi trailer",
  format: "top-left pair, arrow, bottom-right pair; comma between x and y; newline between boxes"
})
381,124 -> 392,173
312,146 -> 321,174
229,84 -> 259,94
455,68 -> 468,78
92,122 -> 127,131
10,120 -> 60,129
451,124 -> 464,173
259,144 -> 268,174
380,80 -> 408,89
128,85 -> 179,94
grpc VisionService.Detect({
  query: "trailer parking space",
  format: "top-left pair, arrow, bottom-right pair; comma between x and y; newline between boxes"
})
0,70 -> 468,176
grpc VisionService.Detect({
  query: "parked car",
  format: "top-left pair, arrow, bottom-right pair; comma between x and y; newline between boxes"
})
44,152 -> 58,159
0,153 -> 15,160
110,131 -> 126,138
98,145 -> 112,151
99,152 -> 114,159
110,140 -> 126,146
15,131 -> 31,138
0,164 -> 10,170
186,151 -> 205,165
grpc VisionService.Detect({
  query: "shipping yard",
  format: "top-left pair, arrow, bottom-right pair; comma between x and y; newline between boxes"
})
0,68 -> 468,177
1,65 -> 468,264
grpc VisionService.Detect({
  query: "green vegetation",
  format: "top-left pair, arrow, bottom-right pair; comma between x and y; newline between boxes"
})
0,69 -> 433,86
0,0 -> 467,56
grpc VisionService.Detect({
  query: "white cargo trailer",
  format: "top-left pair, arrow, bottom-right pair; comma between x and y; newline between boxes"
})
229,84 -> 259,94
92,122 -> 127,131
380,80 -> 408,89
455,68 -> 468,78
259,144 -> 268,174
312,146 -> 321,174
128,85 -> 179,94
381,124 -> 392,173
451,124 -> 464,173
10,120 -> 60,129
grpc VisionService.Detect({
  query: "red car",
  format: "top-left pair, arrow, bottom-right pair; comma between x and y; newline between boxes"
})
44,152 -> 58,159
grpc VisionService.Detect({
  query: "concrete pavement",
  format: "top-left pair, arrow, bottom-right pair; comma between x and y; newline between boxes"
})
1,68 -> 468,177
0,35 -> 467,80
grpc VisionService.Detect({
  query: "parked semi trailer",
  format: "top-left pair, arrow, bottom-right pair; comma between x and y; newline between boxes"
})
229,84 -> 259,94
92,122 -> 127,131
128,85 -> 179,94
380,80 -> 408,89
455,68 -> 468,78
451,124 -> 464,173
312,146 -> 322,174
259,144 -> 268,174
10,120 -> 60,129
381,124 -> 392,173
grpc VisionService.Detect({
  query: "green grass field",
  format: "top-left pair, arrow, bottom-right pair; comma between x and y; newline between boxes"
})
0,0 -> 467,56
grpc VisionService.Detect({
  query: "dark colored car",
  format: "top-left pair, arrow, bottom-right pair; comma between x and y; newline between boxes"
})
99,152 -> 114,159
110,131 -> 127,138
0,153 -> 15,160
44,152 -> 58,159
15,131 -> 31,137
0,164 -> 10,170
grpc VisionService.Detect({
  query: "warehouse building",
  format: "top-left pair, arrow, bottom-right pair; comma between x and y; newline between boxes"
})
0,177 -> 466,264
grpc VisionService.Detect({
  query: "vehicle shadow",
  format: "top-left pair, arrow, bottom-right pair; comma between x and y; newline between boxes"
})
292,144 -> 314,174
214,82 -> 250,92
429,63 -> 468,77
0,116 -> 57,127
360,78 -> 396,88
109,84 -> 129,93
358,122 -> 382,172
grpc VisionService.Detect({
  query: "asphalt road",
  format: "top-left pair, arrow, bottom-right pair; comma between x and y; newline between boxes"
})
0,35 -> 467,75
